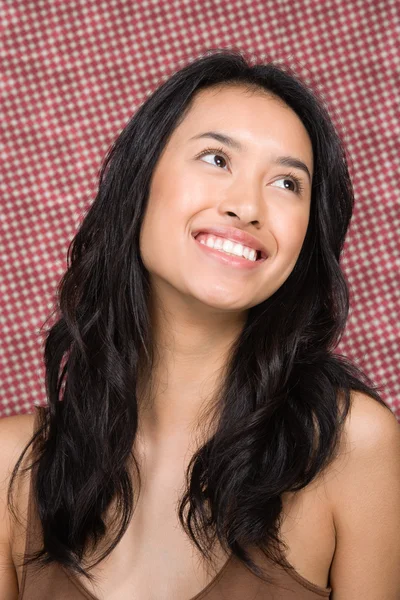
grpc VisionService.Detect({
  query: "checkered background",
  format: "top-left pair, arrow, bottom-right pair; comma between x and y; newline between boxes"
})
1,0 -> 399,420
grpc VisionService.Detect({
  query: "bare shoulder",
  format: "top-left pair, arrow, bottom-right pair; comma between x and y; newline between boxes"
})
0,411 -> 37,446
336,390 -> 398,462
325,391 -> 400,598
323,390 -> 399,496
344,390 -> 398,441
0,410 -> 37,526
0,412 -> 37,481
0,411 -> 37,599
0,412 -> 38,532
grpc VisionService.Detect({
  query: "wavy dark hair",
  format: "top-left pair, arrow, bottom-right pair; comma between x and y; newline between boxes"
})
9,49 -> 391,586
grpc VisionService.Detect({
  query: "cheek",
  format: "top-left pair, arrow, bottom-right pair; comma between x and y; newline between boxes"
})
274,206 -> 310,257
141,164 -> 209,249
139,195 -> 169,272
253,209 -> 310,304
139,176 -> 194,272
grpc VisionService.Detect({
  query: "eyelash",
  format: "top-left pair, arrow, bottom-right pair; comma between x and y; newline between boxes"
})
196,146 -> 305,195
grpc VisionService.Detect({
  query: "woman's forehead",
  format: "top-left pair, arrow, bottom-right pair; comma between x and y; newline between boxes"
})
172,85 -> 314,172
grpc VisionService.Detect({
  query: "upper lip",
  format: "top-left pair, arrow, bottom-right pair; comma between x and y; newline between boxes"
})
191,226 -> 268,259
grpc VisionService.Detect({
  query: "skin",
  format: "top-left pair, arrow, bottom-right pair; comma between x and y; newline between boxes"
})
137,83 -> 313,447
1,84 -> 399,600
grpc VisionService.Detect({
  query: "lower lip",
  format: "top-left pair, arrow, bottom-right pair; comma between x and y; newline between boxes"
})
192,235 -> 267,270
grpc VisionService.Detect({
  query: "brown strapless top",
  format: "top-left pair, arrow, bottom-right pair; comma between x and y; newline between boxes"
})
18,408 -> 332,599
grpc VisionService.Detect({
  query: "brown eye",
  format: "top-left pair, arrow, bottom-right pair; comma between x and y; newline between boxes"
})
271,174 -> 303,195
200,152 -> 228,169
282,179 -> 295,191
197,146 -> 231,170
213,155 -> 227,168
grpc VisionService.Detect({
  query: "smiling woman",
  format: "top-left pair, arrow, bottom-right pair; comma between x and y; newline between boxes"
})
2,49 -> 399,600
140,85 -> 313,312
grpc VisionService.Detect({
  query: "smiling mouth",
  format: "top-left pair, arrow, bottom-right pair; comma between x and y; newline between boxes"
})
192,234 -> 268,268
193,233 -> 267,262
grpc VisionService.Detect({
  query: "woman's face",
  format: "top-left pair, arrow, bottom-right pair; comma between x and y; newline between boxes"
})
139,84 -> 313,313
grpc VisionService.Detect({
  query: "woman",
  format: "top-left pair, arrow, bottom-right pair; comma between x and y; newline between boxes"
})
1,50 -> 399,599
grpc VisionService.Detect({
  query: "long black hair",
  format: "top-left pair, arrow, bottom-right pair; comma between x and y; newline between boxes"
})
9,49 -> 390,585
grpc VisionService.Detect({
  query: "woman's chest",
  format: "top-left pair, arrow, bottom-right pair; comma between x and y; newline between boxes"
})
13,463 -> 335,600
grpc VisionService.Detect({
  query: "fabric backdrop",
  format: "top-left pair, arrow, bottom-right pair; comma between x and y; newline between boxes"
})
1,0 -> 399,420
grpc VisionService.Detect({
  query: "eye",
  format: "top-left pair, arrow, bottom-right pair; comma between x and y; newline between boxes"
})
196,146 -> 231,170
271,173 -> 304,195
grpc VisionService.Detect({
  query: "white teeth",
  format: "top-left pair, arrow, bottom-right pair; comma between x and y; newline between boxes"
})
198,234 -> 258,262
249,249 -> 257,261
222,239 -> 234,253
232,243 -> 244,257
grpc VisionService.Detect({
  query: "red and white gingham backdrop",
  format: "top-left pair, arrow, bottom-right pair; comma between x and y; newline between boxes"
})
1,0 -> 399,420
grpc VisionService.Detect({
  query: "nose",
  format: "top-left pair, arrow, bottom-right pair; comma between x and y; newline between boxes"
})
217,177 -> 264,228
224,209 -> 260,227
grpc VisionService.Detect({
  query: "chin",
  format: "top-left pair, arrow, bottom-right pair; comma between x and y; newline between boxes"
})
186,288 -> 254,312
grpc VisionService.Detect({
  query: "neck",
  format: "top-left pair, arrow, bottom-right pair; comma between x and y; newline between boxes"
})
136,290 -> 247,446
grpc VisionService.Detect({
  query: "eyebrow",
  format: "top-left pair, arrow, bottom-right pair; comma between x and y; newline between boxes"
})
190,130 -> 312,183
